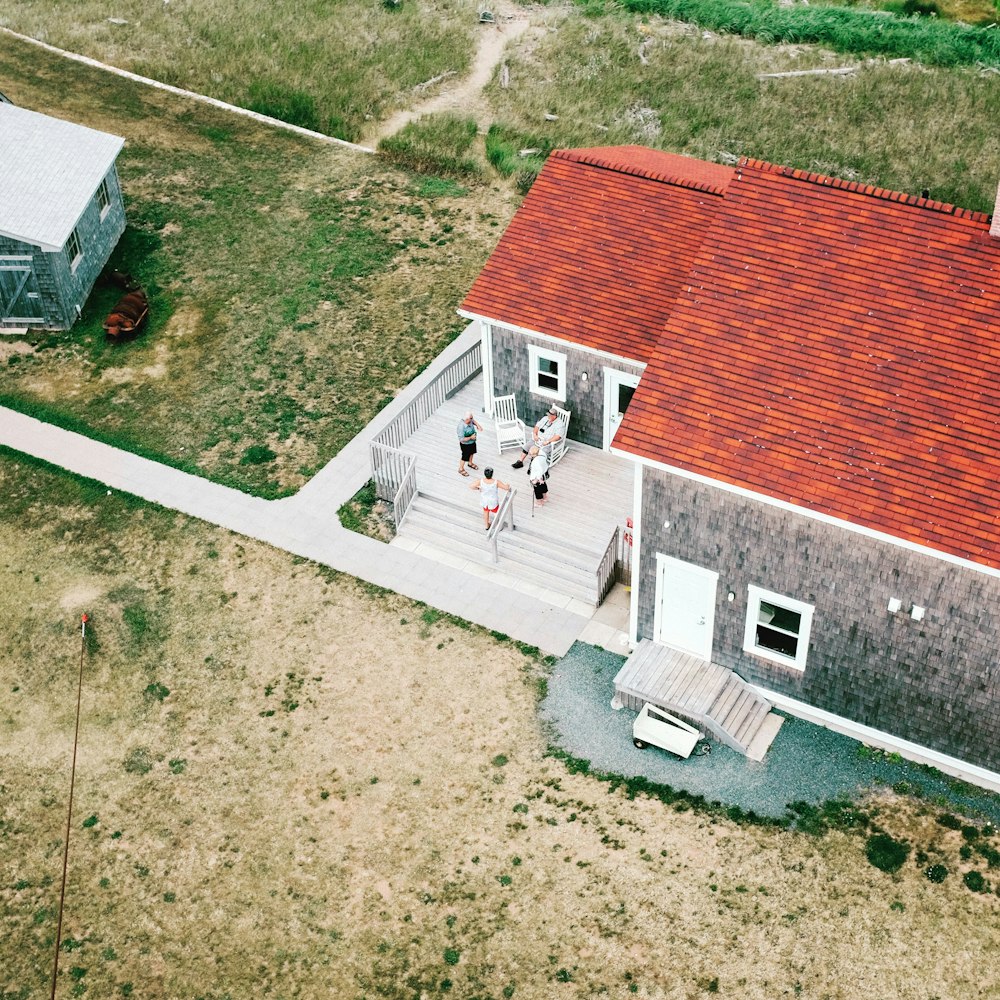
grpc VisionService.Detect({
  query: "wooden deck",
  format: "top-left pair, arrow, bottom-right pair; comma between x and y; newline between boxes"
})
388,377 -> 635,614
613,640 -> 783,760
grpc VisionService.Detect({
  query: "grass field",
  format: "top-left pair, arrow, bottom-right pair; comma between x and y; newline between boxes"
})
0,38 -> 515,497
2,453 -> 998,999
485,12 -> 1000,211
0,0 -> 478,143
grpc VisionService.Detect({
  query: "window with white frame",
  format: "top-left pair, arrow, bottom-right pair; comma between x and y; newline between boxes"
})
743,585 -> 813,671
528,344 -> 566,401
97,177 -> 111,218
66,228 -> 82,271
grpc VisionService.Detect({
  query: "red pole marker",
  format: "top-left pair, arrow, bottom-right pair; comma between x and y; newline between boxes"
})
81,613 -> 89,636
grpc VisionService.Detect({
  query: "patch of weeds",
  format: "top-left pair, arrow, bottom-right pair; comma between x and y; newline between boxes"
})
498,874 -> 513,886
338,480 -> 393,541
247,81 -> 322,132
168,758 -> 187,774
240,444 -> 277,466
81,815 -> 99,829
937,812 -> 963,830
378,113 -> 480,178
485,124 -> 551,189
163,891 -> 176,903
492,754 -> 509,768
443,948 -> 460,966
123,747 -> 154,776
961,824 -> 981,842
144,682 -> 170,702
865,832 -> 910,874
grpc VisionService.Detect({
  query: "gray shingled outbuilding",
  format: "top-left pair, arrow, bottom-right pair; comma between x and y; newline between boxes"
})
0,104 -> 126,331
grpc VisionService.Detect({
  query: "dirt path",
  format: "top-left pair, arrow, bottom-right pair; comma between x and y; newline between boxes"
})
363,1 -> 532,146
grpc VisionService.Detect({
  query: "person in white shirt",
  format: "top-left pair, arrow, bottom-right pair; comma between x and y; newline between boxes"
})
526,446 -> 549,505
512,406 -> 562,468
470,467 -> 511,528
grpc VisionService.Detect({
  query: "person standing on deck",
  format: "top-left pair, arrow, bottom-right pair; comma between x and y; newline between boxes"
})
470,468 -> 510,529
456,411 -> 483,477
526,446 -> 549,505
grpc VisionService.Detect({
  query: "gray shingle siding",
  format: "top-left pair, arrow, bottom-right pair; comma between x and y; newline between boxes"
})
638,468 -> 1000,771
490,324 -> 643,448
639,469 -> 1000,770
0,166 -> 125,330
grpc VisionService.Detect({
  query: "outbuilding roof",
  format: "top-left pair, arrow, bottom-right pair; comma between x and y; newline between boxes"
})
0,104 -> 125,252
460,146 -> 732,363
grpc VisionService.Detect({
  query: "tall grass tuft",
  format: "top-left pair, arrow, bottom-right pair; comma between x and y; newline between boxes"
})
378,114 -> 481,178
596,0 -> 1000,68
485,124 -> 551,191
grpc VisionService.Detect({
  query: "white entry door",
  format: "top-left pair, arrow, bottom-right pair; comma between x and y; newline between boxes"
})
654,555 -> 717,661
603,368 -> 642,450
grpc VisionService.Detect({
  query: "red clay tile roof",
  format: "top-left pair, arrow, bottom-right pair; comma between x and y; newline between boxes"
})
460,147 -> 732,363
614,159 -> 1000,569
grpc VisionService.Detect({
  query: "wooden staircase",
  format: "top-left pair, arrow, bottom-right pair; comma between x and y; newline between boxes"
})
613,640 -> 782,760
396,491 -> 606,605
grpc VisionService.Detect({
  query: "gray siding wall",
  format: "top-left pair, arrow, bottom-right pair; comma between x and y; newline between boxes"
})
0,165 -> 125,330
638,469 -> 1000,771
490,324 -> 644,448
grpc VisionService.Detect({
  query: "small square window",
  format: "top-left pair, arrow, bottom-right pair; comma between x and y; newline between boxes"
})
97,178 -> 111,218
66,229 -> 82,271
743,586 -> 813,671
528,344 -> 566,401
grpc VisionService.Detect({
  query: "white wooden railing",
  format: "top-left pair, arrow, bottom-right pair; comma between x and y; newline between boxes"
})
596,525 -> 620,604
370,441 -> 418,528
391,454 -> 418,530
488,487 -> 517,563
372,342 -> 482,452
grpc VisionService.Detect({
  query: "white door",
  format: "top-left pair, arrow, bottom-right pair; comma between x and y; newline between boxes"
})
603,368 -> 642,450
654,555 -> 717,661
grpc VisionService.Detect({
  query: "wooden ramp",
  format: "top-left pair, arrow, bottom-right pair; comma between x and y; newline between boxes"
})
613,640 -> 782,760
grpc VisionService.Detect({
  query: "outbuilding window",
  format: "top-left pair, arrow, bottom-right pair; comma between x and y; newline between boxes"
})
528,344 -> 566,401
66,228 -> 82,271
97,177 -> 111,219
743,585 -> 813,671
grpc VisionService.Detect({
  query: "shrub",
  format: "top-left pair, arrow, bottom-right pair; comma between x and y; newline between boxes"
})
961,824 -> 981,842
924,863 -> 948,883
936,812 -> 963,830
378,114 -> 480,179
123,747 -> 154,776
485,124 -> 550,182
443,948 -> 460,966
901,0 -> 941,15
963,870 -> 987,892
866,832 -> 910,874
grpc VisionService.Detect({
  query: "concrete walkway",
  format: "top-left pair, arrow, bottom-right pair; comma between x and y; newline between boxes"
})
0,323 -> 593,655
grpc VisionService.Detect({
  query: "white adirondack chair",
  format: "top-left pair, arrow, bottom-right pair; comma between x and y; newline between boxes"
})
493,394 -> 526,453
543,406 -> 571,466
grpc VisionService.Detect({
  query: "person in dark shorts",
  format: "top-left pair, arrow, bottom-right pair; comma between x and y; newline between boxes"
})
456,411 -> 483,476
527,446 -> 549,504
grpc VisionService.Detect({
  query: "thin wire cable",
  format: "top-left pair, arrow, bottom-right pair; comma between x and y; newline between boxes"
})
50,615 -> 88,1000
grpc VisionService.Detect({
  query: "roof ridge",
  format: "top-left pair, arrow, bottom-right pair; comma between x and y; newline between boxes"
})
553,148 -> 729,197
737,157 -> 990,223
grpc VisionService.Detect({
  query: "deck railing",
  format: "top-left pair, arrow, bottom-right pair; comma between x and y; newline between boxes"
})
372,341 -> 482,452
370,440 -> 418,523
488,487 -> 517,563
596,525 -> 620,604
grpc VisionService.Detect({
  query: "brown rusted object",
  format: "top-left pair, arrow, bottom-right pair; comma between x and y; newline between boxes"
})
103,287 -> 149,340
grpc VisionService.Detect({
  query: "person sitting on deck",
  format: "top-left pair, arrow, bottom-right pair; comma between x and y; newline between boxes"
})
512,407 -> 562,468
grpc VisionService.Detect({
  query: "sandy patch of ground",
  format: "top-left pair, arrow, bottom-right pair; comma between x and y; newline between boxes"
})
0,340 -> 35,362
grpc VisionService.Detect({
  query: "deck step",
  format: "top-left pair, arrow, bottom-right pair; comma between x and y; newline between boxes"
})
613,639 -> 779,757
396,490 -> 601,604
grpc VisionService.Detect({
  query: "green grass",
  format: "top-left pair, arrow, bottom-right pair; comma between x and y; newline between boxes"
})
0,38 -> 510,497
592,0 -> 1000,68
378,113 -> 481,177
484,12 -> 1000,212
0,0 -> 478,143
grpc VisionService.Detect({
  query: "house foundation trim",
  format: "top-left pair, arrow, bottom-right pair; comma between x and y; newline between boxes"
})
612,450 -> 1000,582
755,685 -> 1000,795
458,310 -> 647,370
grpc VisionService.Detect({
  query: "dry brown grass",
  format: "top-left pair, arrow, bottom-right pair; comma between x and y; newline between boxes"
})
2,456 -> 998,999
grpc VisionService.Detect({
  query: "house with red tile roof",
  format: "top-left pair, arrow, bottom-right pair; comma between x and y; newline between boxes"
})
460,146 -> 1000,780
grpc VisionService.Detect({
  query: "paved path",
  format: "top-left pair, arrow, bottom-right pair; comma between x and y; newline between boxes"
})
0,323 -> 591,655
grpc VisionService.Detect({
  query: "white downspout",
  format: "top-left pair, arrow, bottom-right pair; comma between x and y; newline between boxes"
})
480,321 -> 494,415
